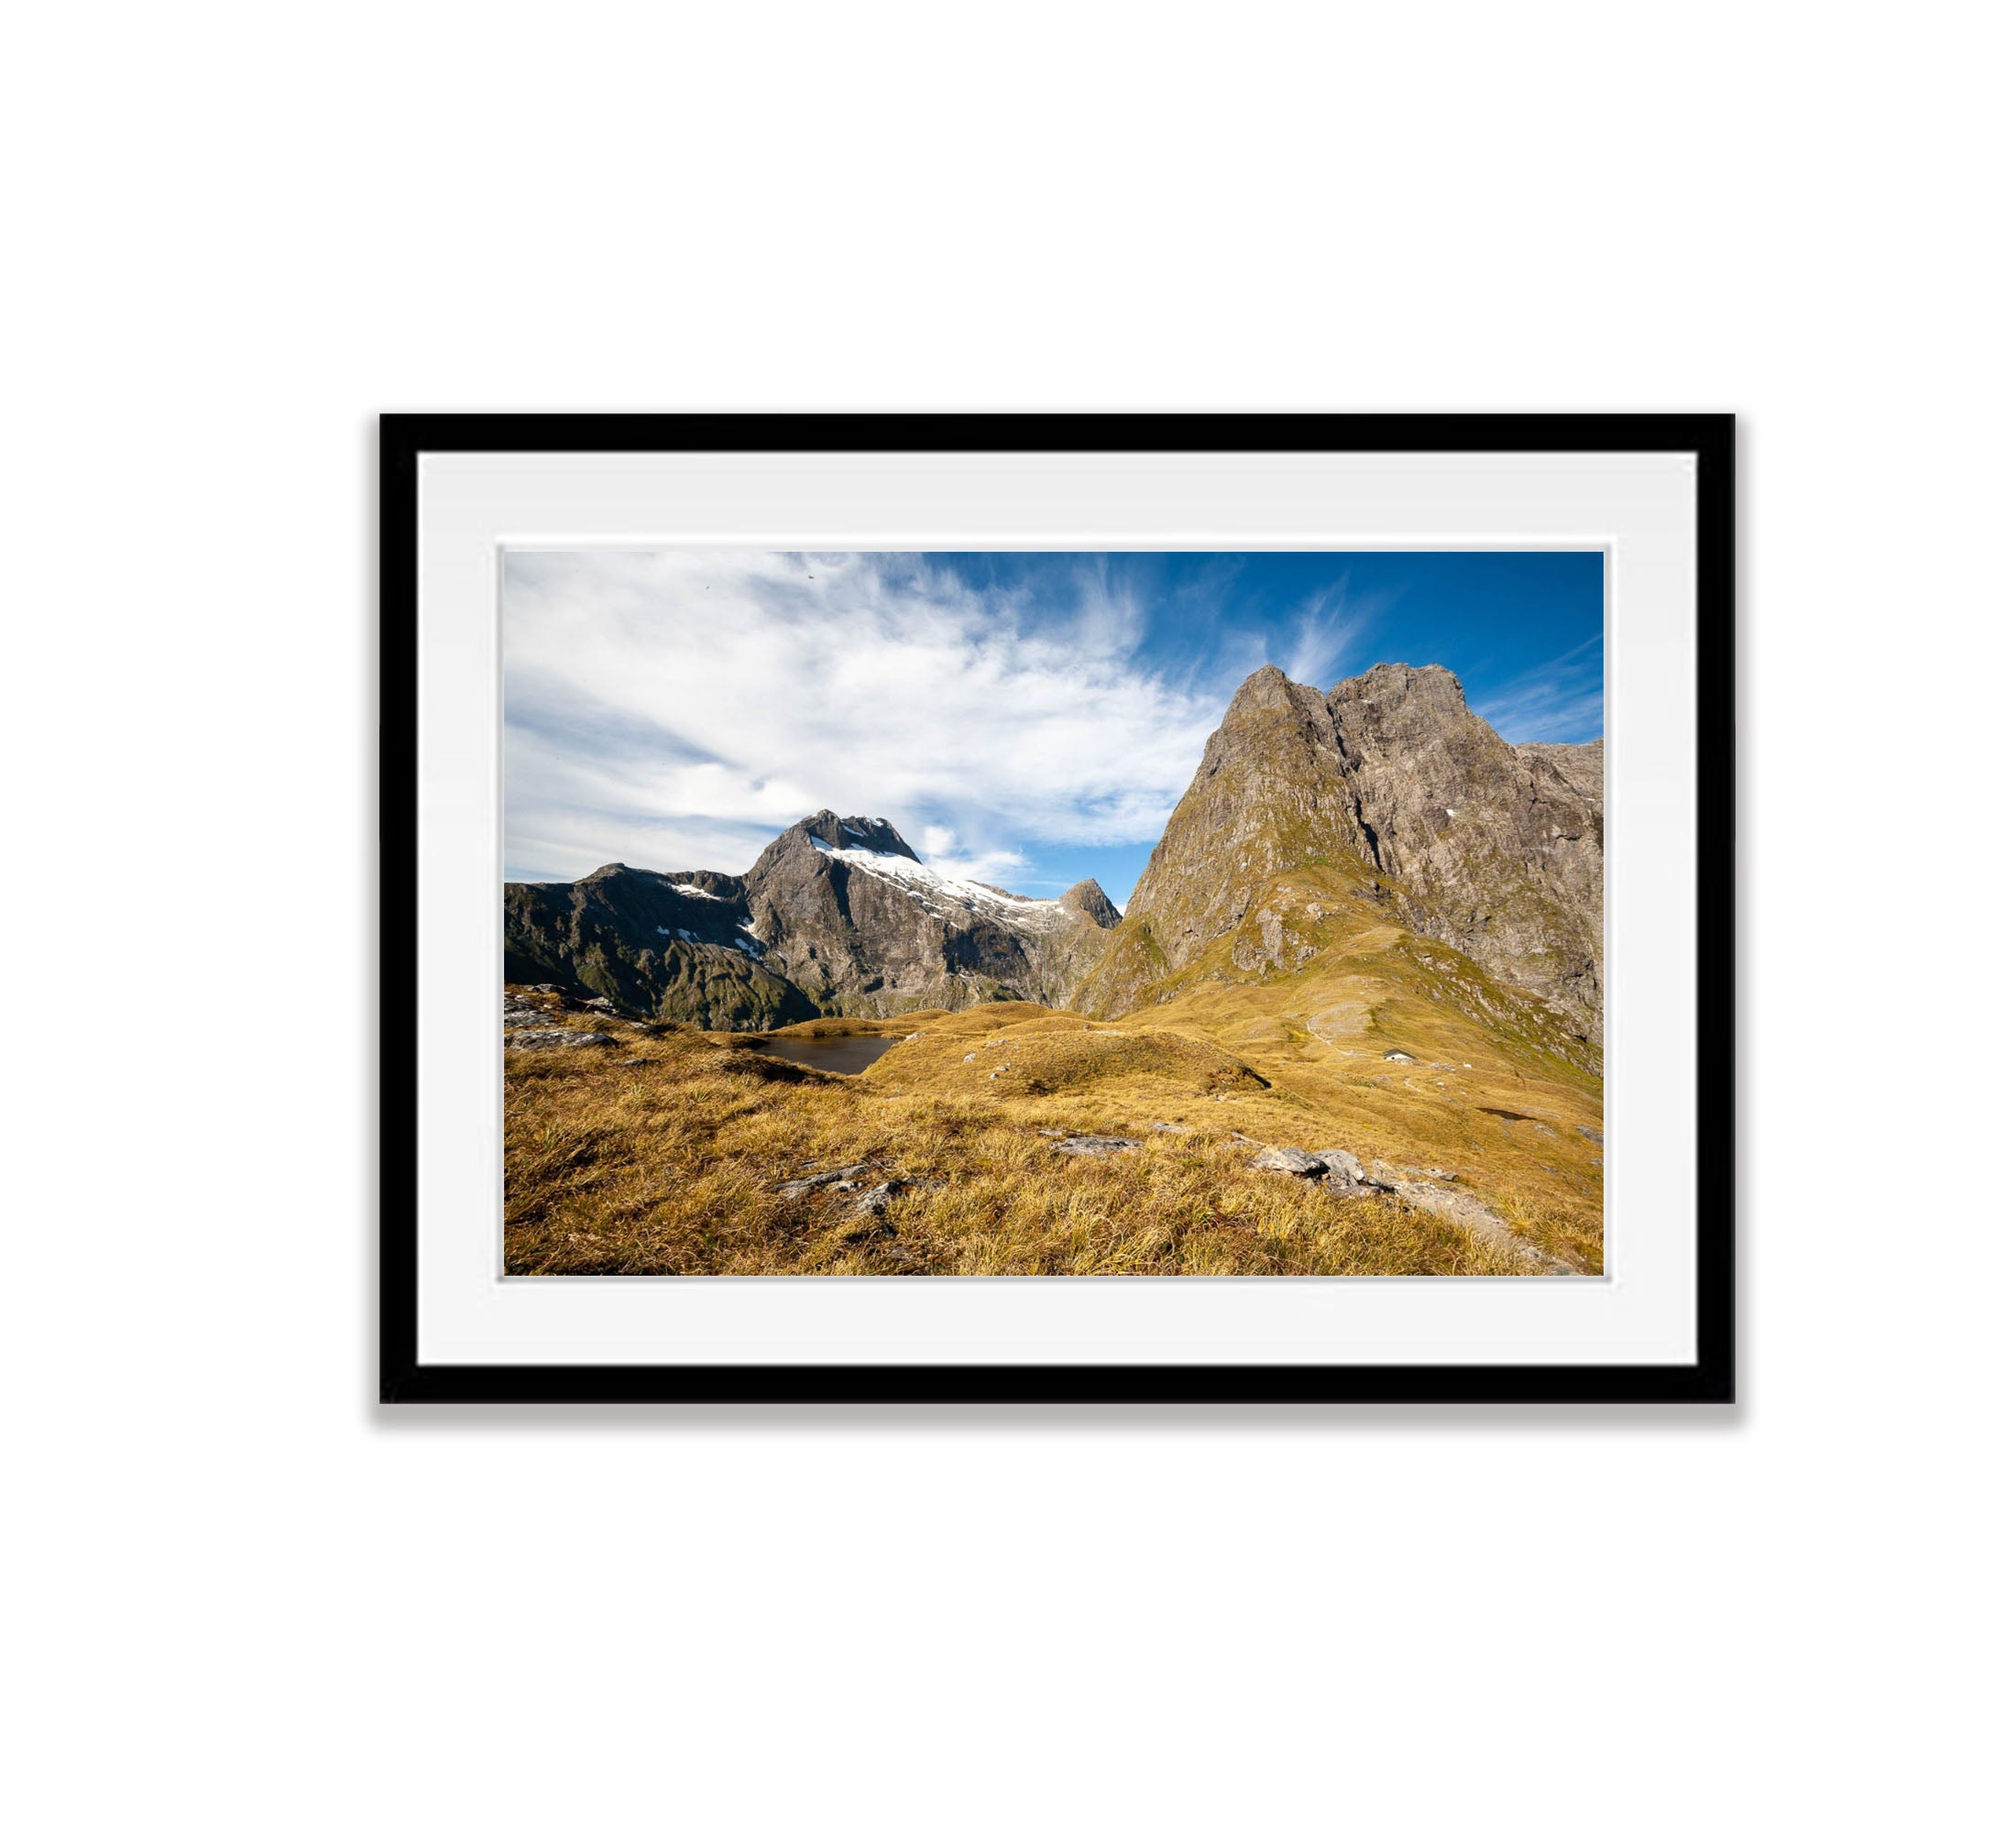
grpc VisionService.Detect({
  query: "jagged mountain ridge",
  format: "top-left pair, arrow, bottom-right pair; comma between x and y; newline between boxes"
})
505,810 -> 1121,1028
1073,663 -> 1603,1040
507,663 -> 1602,1044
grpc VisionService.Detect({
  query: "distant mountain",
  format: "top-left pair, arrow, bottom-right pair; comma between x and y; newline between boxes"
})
1074,664 -> 1604,1046
1059,878 -> 1123,927
505,811 -> 1120,1028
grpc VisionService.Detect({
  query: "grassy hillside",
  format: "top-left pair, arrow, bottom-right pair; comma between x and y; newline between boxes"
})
503,894 -> 1605,1275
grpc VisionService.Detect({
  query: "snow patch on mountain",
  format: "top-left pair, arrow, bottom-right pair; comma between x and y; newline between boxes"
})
808,834 -> 1070,931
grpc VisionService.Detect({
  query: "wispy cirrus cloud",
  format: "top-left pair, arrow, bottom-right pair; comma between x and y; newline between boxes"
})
1472,633 -> 1605,743
1281,585 -> 1372,686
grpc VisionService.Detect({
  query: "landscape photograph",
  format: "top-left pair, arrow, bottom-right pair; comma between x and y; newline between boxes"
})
502,549 -> 1605,1277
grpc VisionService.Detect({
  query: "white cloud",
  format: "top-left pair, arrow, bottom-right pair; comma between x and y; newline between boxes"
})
502,551 -> 1222,885
917,836 -> 1030,888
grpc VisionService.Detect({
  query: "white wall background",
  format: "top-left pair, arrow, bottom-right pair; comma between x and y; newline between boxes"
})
6,5 -> 2009,1828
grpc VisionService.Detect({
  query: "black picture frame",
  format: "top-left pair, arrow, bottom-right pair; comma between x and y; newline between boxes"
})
380,412 -> 1734,1404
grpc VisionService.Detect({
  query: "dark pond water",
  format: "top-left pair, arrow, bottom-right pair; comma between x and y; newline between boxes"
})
746,1033 -> 902,1075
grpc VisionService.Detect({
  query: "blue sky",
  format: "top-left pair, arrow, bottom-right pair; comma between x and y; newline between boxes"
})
504,549 -> 1602,905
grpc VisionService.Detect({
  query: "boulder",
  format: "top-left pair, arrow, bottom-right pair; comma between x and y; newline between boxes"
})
1050,1135 -> 1140,1157
1250,1146 -> 1326,1178
1249,1142 -> 1390,1195
1313,1147 -> 1368,1184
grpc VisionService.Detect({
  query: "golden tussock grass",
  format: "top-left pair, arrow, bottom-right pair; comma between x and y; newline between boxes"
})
504,946 -> 1603,1278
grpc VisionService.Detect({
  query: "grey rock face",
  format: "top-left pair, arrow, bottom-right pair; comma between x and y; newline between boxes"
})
1050,1135 -> 1141,1157
736,814 -> 1113,1017
507,811 -> 1121,1031
1059,879 -> 1123,927
1518,738 -> 1605,811
1078,663 -> 1604,1034
1327,666 -> 1603,1025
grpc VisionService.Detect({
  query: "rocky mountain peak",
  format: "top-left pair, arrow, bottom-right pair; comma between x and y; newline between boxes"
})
1329,660 -> 1468,710
1076,661 -> 1605,1036
1225,663 -> 1299,715
508,808 -> 1119,1029
1059,879 -> 1123,927
789,810 -> 920,860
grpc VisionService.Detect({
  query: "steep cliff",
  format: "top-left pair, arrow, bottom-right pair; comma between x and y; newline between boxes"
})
1075,664 -> 1603,1041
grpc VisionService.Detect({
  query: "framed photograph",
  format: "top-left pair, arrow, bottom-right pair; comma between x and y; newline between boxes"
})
381,413 -> 1733,1403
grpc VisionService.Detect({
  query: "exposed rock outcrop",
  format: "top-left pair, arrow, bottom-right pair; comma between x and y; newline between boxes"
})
506,1028 -> 617,1050
1048,1135 -> 1140,1157
1248,1143 -> 1388,1195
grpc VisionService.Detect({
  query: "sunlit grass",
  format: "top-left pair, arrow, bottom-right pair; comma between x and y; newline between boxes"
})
504,958 -> 1602,1277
